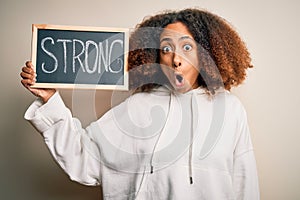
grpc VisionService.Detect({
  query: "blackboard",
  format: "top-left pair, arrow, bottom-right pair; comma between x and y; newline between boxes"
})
31,24 -> 129,90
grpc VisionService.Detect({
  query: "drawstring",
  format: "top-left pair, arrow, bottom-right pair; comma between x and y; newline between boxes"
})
188,138 -> 193,184
149,92 -> 173,174
188,91 -> 197,184
149,87 -> 200,185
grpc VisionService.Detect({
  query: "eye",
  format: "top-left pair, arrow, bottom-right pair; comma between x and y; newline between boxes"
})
183,44 -> 192,51
161,45 -> 173,53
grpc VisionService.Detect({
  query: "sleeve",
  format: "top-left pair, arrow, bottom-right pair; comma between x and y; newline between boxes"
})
24,92 -> 101,186
232,106 -> 260,200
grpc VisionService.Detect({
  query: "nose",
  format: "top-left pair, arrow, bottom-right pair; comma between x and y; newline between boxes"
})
173,52 -> 182,68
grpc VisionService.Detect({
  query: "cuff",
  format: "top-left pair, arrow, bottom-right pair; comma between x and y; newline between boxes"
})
24,92 -> 69,132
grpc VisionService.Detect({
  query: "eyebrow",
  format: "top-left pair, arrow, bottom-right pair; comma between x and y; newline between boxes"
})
160,35 -> 194,43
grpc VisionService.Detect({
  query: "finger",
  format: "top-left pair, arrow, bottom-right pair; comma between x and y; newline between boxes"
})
22,65 -> 34,74
21,78 -> 35,87
21,67 -> 35,76
25,61 -> 35,73
20,71 -> 36,81
25,61 -> 34,69
21,67 -> 36,81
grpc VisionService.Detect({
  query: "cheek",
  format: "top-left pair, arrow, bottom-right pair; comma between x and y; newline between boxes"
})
159,54 -> 170,66
185,67 -> 199,83
184,57 -> 200,83
159,55 -> 169,74
160,64 -> 172,80
192,68 -> 200,82
186,53 -> 199,69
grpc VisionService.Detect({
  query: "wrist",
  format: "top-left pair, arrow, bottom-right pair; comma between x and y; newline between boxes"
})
41,89 -> 56,103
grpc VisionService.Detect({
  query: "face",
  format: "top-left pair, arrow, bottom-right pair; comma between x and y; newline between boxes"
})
159,22 -> 199,93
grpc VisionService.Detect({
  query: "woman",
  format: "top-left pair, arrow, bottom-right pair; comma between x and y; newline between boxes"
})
21,8 -> 259,200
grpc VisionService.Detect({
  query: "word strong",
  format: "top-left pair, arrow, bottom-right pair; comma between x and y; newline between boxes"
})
41,37 -> 123,74
32,24 -> 129,90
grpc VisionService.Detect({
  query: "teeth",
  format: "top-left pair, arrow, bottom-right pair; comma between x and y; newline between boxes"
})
176,74 -> 183,83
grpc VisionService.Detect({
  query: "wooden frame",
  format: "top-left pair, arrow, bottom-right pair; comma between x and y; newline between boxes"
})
31,24 -> 129,90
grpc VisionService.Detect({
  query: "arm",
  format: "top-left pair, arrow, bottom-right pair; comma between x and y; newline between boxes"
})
21,61 -> 101,185
24,92 -> 101,186
232,107 -> 260,200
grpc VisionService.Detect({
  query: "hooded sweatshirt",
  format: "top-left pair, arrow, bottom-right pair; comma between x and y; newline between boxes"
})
24,87 -> 260,200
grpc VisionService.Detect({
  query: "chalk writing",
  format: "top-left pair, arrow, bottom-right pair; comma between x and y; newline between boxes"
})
40,37 -> 123,74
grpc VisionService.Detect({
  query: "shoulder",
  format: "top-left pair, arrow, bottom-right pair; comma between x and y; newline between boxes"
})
125,88 -> 171,106
213,90 -> 248,120
107,89 -> 169,116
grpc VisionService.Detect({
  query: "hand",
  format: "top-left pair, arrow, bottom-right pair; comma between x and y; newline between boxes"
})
20,61 -> 56,103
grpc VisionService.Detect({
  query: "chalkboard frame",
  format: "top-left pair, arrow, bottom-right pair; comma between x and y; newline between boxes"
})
31,24 -> 129,90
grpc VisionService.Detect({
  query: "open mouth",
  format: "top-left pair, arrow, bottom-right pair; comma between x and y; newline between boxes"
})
174,73 -> 184,87
176,74 -> 183,83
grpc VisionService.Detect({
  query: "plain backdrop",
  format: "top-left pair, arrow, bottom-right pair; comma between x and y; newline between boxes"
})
1,0 -> 300,199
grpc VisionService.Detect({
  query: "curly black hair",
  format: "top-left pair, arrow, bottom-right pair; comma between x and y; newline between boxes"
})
128,8 -> 253,94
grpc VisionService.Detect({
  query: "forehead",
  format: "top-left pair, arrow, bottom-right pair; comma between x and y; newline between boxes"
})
160,22 -> 193,40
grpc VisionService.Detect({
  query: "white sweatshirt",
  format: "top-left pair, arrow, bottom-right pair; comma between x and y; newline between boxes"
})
24,87 -> 259,200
